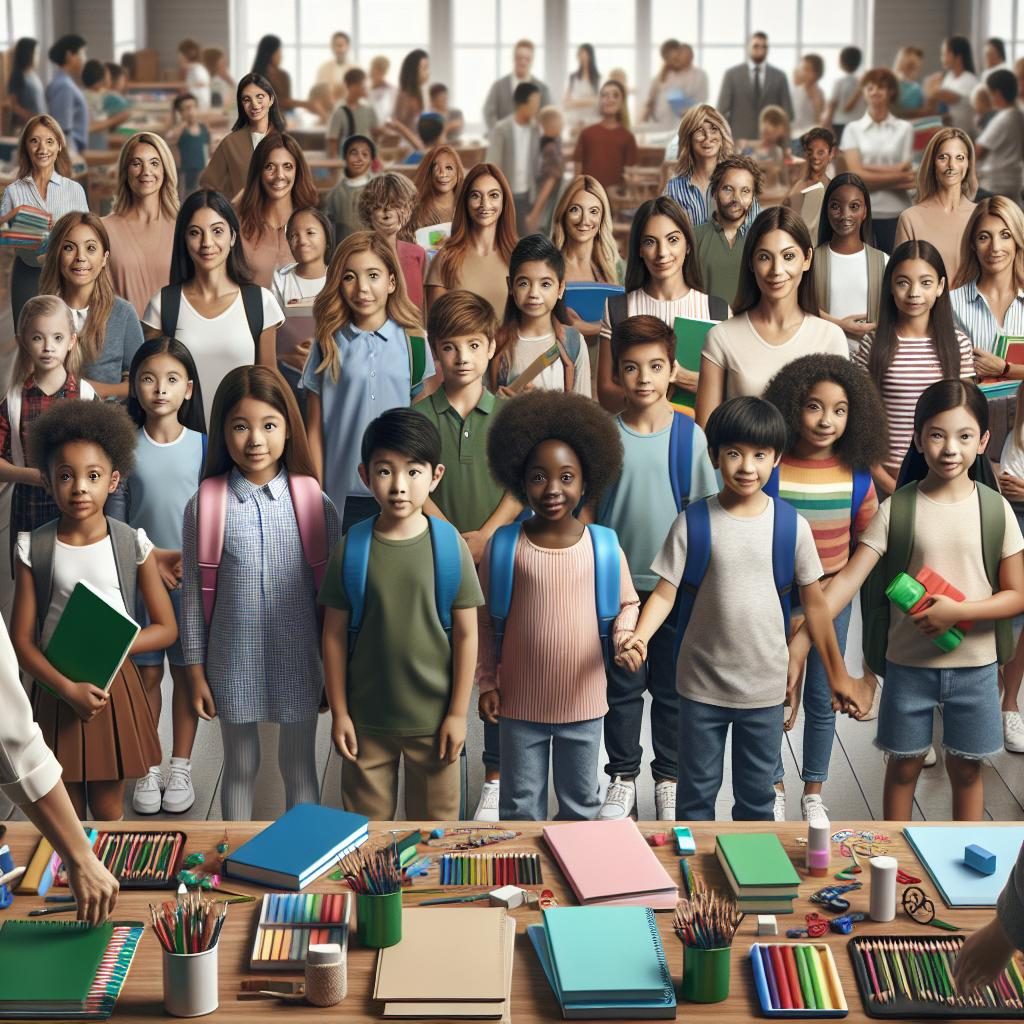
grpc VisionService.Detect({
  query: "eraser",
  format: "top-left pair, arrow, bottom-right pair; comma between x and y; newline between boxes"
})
673,827 -> 696,856
649,833 -> 668,847
757,915 -> 778,936
964,844 -> 997,875
489,885 -> 526,909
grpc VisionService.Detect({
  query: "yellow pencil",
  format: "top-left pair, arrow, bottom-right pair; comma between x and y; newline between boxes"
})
819,945 -> 846,1010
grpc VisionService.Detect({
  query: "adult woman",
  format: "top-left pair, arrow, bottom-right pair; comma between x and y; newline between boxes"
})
102,132 -> 180,317
425,163 -> 518,318
6,38 -> 45,130
572,80 -> 637,189
251,35 -> 303,113
0,115 -> 88,324
839,68 -> 915,254
199,73 -> 286,202
142,190 -> 283,422
924,36 -> 978,136
695,206 -> 848,426
39,212 -> 144,398
411,144 -> 465,229
562,44 -> 600,132
894,127 -> 977,285
236,132 -> 318,287
393,49 -> 429,134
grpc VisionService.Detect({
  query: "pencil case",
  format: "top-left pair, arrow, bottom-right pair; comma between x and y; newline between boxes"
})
55,830 -> 187,890
250,891 -> 351,971
750,942 -> 849,1017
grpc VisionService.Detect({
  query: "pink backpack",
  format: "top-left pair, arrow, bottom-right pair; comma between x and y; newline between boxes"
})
197,473 -> 329,627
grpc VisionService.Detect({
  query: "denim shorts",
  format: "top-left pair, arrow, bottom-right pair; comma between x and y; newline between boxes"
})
132,586 -> 185,668
876,659 -> 1002,759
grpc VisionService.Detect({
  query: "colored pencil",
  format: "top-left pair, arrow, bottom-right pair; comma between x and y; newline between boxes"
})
768,943 -> 793,1009
782,944 -> 804,1009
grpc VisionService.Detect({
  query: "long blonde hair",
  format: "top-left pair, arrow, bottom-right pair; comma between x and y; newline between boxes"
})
313,231 -> 422,382
953,196 -> 1024,290
110,132 -> 180,218
14,294 -> 81,382
39,212 -> 115,370
672,104 -> 733,178
916,127 -> 978,203
550,175 -> 620,284
16,114 -> 72,179
412,144 -> 466,228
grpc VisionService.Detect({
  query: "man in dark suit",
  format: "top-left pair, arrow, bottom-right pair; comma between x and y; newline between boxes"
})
482,39 -> 552,132
717,32 -> 794,141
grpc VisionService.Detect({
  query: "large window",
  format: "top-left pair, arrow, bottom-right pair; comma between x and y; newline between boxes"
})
567,0 -> 637,111
0,0 -> 38,52
987,0 -> 1024,63
113,0 -> 137,63
356,0 -> 429,111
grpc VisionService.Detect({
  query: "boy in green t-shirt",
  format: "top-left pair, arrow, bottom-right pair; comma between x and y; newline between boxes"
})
319,408 -> 484,819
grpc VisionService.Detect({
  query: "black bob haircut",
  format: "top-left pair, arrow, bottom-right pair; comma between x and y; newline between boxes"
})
360,407 -> 442,469
486,390 -> 623,506
28,398 -> 137,477
170,190 -> 254,287
704,396 -> 788,457
48,34 -> 85,66
513,81 -> 541,106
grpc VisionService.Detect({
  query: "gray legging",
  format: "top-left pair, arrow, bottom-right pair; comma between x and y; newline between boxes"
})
11,259 -> 41,328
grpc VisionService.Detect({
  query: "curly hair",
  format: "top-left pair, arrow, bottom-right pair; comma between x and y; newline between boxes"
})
358,172 -> 418,242
762,354 -> 889,470
486,391 -> 623,506
28,397 -> 138,477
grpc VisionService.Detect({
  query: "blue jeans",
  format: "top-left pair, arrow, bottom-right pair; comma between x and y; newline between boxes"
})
676,697 -> 785,820
773,602 -> 852,785
498,717 -> 602,821
133,586 -> 186,667
482,721 -> 500,771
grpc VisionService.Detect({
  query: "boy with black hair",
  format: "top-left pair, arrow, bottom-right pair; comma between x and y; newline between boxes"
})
326,67 -> 380,157
82,59 -> 130,152
323,134 -> 378,241
617,396 -> 867,820
166,93 -> 210,197
825,46 -> 865,131
319,408 -> 484,820
401,112 -> 446,165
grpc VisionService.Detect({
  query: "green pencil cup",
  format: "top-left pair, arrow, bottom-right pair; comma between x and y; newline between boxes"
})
680,945 -> 731,1003
357,891 -> 402,948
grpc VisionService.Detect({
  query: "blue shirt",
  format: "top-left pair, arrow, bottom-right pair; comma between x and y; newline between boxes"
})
950,280 -> 1024,354
664,172 -> 761,230
0,171 -> 89,267
45,68 -> 89,153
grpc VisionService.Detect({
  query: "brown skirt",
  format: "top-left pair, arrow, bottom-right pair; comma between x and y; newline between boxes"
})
32,658 -> 162,783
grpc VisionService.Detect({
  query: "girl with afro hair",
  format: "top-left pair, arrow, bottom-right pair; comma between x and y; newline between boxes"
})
762,353 -> 888,823
477,390 -> 639,820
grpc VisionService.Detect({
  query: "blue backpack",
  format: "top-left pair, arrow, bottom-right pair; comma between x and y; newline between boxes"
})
763,464 -> 873,548
673,496 -> 798,662
488,523 -> 621,661
341,514 -> 463,654
667,411 -> 696,512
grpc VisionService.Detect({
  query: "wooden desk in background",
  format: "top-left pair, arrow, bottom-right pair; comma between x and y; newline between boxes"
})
1,820 -> 1016,1022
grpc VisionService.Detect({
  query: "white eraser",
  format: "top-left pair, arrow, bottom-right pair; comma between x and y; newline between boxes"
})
756,915 -> 778,936
489,885 -> 526,909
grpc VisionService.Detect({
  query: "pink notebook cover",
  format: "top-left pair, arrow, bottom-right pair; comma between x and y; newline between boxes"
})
543,820 -> 679,910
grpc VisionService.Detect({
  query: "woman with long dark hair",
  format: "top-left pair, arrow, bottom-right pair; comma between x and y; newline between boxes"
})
562,44 -> 600,132
393,49 -> 429,133
250,34 -> 304,112
7,38 -> 45,129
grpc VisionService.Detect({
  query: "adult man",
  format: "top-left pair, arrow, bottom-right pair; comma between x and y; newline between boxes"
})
486,82 -> 541,230
316,31 -> 353,99
717,32 -> 793,142
45,34 -> 89,153
482,40 -> 551,133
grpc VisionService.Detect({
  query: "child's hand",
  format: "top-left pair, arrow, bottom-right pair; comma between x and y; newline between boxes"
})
65,683 -> 109,722
190,675 -> 217,720
331,714 -> 359,761
154,549 -> 182,590
437,714 -> 467,763
478,690 -> 500,725
462,530 -> 488,564
831,673 -> 875,718
784,672 -> 803,732
614,635 -> 647,673
999,472 -> 1024,502
910,594 -> 962,635
953,916 -> 1018,996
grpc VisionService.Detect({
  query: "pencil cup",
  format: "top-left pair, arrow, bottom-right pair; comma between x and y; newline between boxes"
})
306,943 -> 347,1006
357,890 -> 402,948
680,945 -> 731,1003
162,945 -> 219,1017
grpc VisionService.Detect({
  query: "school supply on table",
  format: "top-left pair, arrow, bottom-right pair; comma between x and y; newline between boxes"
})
750,942 -> 849,1016
250,892 -> 352,970
55,830 -> 186,890
542,819 -> 678,910
439,851 -> 543,886
674,893 -> 741,1007
886,569 -> 971,652
163,941 -> 219,1018
224,803 -> 368,890
810,882 -> 863,914
807,817 -> 831,878
848,934 -> 1024,1017
903,825 -> 1024,908
28,903 -> 79,916
715,833 -> 800,914
41,581 -> 141,696
424,827 -> 523,851
869,856 -> 897,922
305,941 -> 347,1007
335,842 -> 403,947
672,317 -> 716,410
17,836 -> 57,896
963,844 -> 996,875
563,282 -> 625,324
673,827 -> 695,856
0,919 -> 143,1020
150,888 -> 227,955
0,845 -> 15,909
901,887 -> 960,932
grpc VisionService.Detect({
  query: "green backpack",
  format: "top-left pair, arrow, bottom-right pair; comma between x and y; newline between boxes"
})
860,481 -> 1014,675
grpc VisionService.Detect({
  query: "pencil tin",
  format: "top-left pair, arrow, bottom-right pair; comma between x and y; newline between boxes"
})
750,942 -> 849,1017
357,890 -> 402,948
680,944 -> 730,1003
56,829 -> 187,890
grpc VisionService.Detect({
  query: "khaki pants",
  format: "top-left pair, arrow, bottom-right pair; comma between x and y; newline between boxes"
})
341,733 -> 460,819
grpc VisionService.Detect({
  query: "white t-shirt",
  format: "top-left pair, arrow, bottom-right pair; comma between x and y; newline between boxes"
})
977,106 -> 1024,196
271,263 -> 326,358
510,332 -> 592,396
829,73 -> 865,126
511,120 -> 532,195
142,287 -> 284,422
826,246 -> 889,322
185,62 -> 212,110
792,85 -> 822,137
1002,432 -> 1024,480
840,113 -> 914,217
941,69 -> 979,135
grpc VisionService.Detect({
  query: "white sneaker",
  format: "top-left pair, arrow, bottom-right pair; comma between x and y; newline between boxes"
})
598,776 -> 637,820
800,794 -> 830,829
773,787 -> 786,822
161,759 -> 195,813
923,745 -> 938,767
473,780 -> 500,822
1004,711 -> 1024,753
654,780 -> 677,821
132,766 -> 163,815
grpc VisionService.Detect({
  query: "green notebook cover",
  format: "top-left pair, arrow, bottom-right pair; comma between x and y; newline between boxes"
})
43,581 -> 140,694
672,317 -> 715,410
716,833 -> 801,890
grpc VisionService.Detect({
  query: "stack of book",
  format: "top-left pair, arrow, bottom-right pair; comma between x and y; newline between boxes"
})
715,833 -> 801,914
529,906 -> 676,1019
0,205 -> 49,249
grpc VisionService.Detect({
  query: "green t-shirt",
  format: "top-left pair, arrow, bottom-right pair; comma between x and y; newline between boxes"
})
318,523 -> 484,736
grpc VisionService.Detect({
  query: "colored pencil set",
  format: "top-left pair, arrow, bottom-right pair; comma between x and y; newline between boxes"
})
250,891 -> 352,970
149,889 -> 227,955
337,843 -> 403,895
849,935 -> 1024,1015
750,942 -> 848,1016
439,852 -> 543,886
673,891 -> 742,950
59,830 -> 185,888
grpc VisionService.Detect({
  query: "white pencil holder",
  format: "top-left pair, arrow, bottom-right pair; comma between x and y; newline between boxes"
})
162,945 -> 219,1017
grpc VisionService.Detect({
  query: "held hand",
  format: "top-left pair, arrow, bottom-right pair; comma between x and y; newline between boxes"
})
953,917 -> 1017,996
614,634 -> 647,673
478,690 -> 501,725
437,714 -> 467,763
999,472 -> 1024,501
65,852 -> 119,926
331,714 -> 359,761
829,672 -> 872,718
974,347 -> 1007,378
461,529 -> 488,564
784,670 -> 803,732
838,315 -> 876,338
670,362 -> 699,394
66,683 -> 110,722
190,675 -> 217,721
910,594 -> 962,636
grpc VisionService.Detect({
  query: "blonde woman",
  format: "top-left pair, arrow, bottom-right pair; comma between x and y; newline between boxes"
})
102,132 -> 180,317
411,144 -> 465,229
895,126 -> 978,283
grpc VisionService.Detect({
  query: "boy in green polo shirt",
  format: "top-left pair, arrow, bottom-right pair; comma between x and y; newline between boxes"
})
414,289 -> 522,820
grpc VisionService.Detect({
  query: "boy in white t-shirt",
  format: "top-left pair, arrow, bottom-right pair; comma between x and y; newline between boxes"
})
975,70 -> 1024,199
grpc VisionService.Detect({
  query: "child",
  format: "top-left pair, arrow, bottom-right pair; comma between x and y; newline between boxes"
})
180,366 -> 340,821
177,38 -> 211,110
10,400 -> 175,820
594,315 -> 718,821
323,134 -> 378,243
108,337 -> 206,815
358,173 -> 427,310
399,112 -> 445,165
166,93 -> 210,197
789,379 -> 1024,820
302,231 -> 432,534
573,80 -> 637,189
530,106 -> 565,235
762,354 -> 887,822
82,59 -> 131,152
894,47 -> 925,115
102,64 -> 132,118
791,54 -> 826,152
854,239 -> 974,496
826,46 -> 865,130
742,106 -> 791,191
326,67 -> 380,158
489,234 -> 590,397
784,127 -> 835,237
319,408 -> 483,819
479,390 -> 639,820
616,396 -> 868,821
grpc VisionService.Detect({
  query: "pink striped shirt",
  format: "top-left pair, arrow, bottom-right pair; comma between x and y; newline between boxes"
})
477,530 -> 640,724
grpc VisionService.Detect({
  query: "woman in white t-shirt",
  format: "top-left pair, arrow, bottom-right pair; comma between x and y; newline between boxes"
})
924,36 -> 979,137
142,190 -> 284,423
695,205 -> 849,427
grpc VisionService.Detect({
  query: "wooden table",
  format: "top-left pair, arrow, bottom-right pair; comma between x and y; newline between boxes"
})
0,820 -> 1015,1021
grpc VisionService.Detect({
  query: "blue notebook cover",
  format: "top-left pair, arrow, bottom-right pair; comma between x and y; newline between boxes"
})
563,282 -> 625,323
225,803 -> 369,890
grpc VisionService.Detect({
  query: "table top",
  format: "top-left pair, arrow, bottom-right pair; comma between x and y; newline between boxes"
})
0,820 -> 1017,1022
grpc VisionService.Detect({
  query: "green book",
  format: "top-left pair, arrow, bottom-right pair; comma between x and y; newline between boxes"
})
715,833 -> 801,891
43,581 -> 140,695
672,317 -> 715,410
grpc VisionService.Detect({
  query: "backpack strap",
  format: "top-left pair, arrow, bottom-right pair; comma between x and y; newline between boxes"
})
556,328 -> 582,393
763,464 -> 781,500
707,294 -> 729,321
977,482 -> 1015,664
427,515 -> 463,638
587,524 -> 621,657
196,475 -> 229,628
407,333 -> 428,398
673,499 -> 712,663
487,522 -> 521,664
160,284 -> 182,339
288,474 -> 329,595
240,284 -> 265,348
340,515 -> 376,653
851,467 -> 872,538
106,517 -> 139,615
668,411 -> 695,512
29,520 -> 59,636
200,433 -> 208,478
771,498 -> 798,628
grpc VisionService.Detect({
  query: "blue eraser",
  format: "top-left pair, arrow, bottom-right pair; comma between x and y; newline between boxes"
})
673,826 -> 696,856
964,844 -> 997,875
430,828 -> 445,839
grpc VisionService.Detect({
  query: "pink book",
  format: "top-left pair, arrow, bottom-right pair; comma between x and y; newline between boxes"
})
542,820 -> 679,910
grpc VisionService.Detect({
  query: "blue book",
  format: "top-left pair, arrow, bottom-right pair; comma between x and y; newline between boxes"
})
224,804 -> 368,891
563,282 -> 625,323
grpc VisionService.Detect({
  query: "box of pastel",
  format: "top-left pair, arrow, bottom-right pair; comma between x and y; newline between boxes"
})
750,942 -> 849,1017
847,935 -> 1024,1018
250,892 -> 351,971
56,830 -> 187,890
